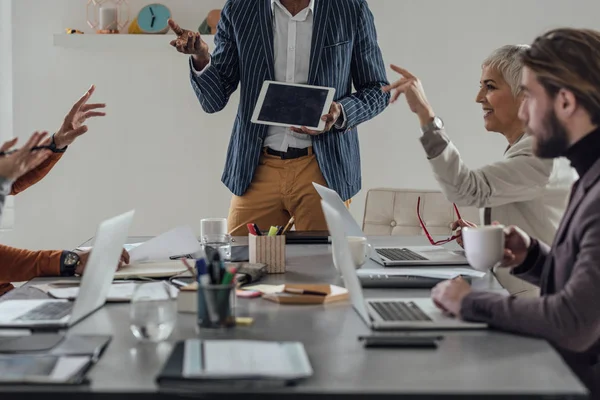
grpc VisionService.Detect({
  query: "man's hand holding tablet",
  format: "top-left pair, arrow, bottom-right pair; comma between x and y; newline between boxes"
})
290,101 -> 342,135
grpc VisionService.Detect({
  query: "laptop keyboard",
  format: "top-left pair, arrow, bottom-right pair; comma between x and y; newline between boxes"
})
376,248 -> 428,261
15,302 -> 73,321
370,301 -> 432,322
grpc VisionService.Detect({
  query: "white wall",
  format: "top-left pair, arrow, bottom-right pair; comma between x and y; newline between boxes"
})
4,0 -> 600,250
0,0 -> 14,232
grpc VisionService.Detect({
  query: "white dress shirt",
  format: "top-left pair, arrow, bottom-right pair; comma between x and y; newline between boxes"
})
192,0 -> 345,152
264,0 -> 314,151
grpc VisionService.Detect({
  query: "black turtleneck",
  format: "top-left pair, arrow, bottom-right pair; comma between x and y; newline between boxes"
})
564,126 -> 600,178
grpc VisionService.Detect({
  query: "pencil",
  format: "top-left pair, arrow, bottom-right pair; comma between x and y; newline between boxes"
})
181,259 -> 197,279
282,216 -> 295,234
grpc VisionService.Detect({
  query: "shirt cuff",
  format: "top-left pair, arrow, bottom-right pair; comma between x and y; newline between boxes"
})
189,55 -> 211,76
511,239 -> 540,277
334,103 -> 348,129
419,127 -> 451,159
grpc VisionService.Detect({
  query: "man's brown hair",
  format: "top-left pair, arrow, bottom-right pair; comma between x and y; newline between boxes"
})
521,28 -> 600,124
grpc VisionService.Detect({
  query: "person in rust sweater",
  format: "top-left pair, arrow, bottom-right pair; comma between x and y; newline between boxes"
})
0,85 -> 129,296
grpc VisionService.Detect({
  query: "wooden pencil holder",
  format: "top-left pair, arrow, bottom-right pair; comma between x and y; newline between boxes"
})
248,234 -> 286,274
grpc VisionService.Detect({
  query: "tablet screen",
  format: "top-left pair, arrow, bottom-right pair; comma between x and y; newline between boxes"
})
258,84 -> 330,127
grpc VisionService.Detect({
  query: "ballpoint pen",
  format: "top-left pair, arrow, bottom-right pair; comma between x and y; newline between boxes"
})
284,287 -> 327,296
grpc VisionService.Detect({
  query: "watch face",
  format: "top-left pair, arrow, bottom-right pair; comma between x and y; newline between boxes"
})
433,116 -> 444,129
65,252 -> 80,267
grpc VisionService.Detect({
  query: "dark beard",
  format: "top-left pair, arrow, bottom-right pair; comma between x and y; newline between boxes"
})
532,109 -> 570,158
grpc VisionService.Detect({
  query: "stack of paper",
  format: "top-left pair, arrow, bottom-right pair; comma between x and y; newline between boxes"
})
128,226 -> 201,263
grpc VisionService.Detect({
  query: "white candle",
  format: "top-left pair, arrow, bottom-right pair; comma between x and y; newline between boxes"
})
99,7 -> 118,30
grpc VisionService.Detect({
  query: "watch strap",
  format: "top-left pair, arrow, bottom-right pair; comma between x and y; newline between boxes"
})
49,133 -> 68,154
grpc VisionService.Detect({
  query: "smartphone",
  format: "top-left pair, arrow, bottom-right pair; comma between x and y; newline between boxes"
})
358,335 -> 441,349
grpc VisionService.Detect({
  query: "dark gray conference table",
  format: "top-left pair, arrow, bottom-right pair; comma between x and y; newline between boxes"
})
0,236 -> 588,399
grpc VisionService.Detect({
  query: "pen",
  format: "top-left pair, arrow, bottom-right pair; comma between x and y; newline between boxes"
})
276,226 -> 284,235
267,226 -> 278,236
253,223 -> 262,236
181,259 -> 197,280
195,258 -> 207,282
197,260 -> 218,323
221,266 -> 238,285
247,223 -> 258,235
284,287 -> 327,296
282,216 -> 295,234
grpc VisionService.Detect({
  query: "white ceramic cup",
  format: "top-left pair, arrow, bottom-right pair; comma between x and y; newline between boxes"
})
200,218 -> 227,239
461,225 -> 505,272
347,236 -> 369,269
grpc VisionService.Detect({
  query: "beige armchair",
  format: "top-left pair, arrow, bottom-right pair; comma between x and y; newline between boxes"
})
362,188 -> 480,236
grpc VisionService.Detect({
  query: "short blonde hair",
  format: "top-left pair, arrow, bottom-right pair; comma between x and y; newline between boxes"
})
482,44 -> 530,97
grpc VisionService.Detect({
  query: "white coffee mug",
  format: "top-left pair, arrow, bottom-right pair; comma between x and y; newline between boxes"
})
200,218 -> 227,238
347,236 -> 369,269
462,225 -> 505,272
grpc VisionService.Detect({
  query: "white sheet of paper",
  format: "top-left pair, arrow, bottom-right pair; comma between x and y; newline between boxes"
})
241,284 -> 285,294
356,267 -> 486,279
128,226 -> 201,263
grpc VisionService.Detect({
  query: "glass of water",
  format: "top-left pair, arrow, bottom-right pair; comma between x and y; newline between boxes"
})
130,282 -> 176,343
202,233 -> 232,261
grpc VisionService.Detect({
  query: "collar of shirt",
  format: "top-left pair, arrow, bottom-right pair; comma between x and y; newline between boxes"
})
271,0 -> 315,18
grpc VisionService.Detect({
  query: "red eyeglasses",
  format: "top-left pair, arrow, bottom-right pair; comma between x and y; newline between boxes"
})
416,196 -> 462,245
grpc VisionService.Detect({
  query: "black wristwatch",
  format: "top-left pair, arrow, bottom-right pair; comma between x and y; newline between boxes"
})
60,251 -> 81,276
48,133 -> 67,153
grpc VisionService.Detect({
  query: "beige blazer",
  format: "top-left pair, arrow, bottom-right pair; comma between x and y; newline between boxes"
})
422,131 -> 577,296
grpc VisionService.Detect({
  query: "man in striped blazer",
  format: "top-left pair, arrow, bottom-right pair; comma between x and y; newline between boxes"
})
169,0 -> 389,235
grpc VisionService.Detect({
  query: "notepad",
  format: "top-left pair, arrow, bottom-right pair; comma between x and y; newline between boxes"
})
114,261 -> 188,279
182,339 -> 313,381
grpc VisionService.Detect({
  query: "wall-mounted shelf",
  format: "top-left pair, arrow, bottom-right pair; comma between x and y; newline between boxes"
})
53,34 -> 215,51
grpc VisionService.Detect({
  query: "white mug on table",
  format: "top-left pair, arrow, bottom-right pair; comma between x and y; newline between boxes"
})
347,236 -> 369,269
461,225 -> 505,272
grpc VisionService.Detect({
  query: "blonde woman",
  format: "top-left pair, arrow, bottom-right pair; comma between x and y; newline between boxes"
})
384,45 -> 576,297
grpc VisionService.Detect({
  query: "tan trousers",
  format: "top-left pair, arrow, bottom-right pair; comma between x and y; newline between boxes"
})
227,148 -> 350,236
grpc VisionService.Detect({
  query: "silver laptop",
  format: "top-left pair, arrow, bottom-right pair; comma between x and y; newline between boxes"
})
0,210 -> 135,329
322,200 -> 486,330
313,183 -> 468,266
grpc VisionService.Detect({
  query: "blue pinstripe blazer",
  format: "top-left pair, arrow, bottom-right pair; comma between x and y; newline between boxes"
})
189,0 -> 389,201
